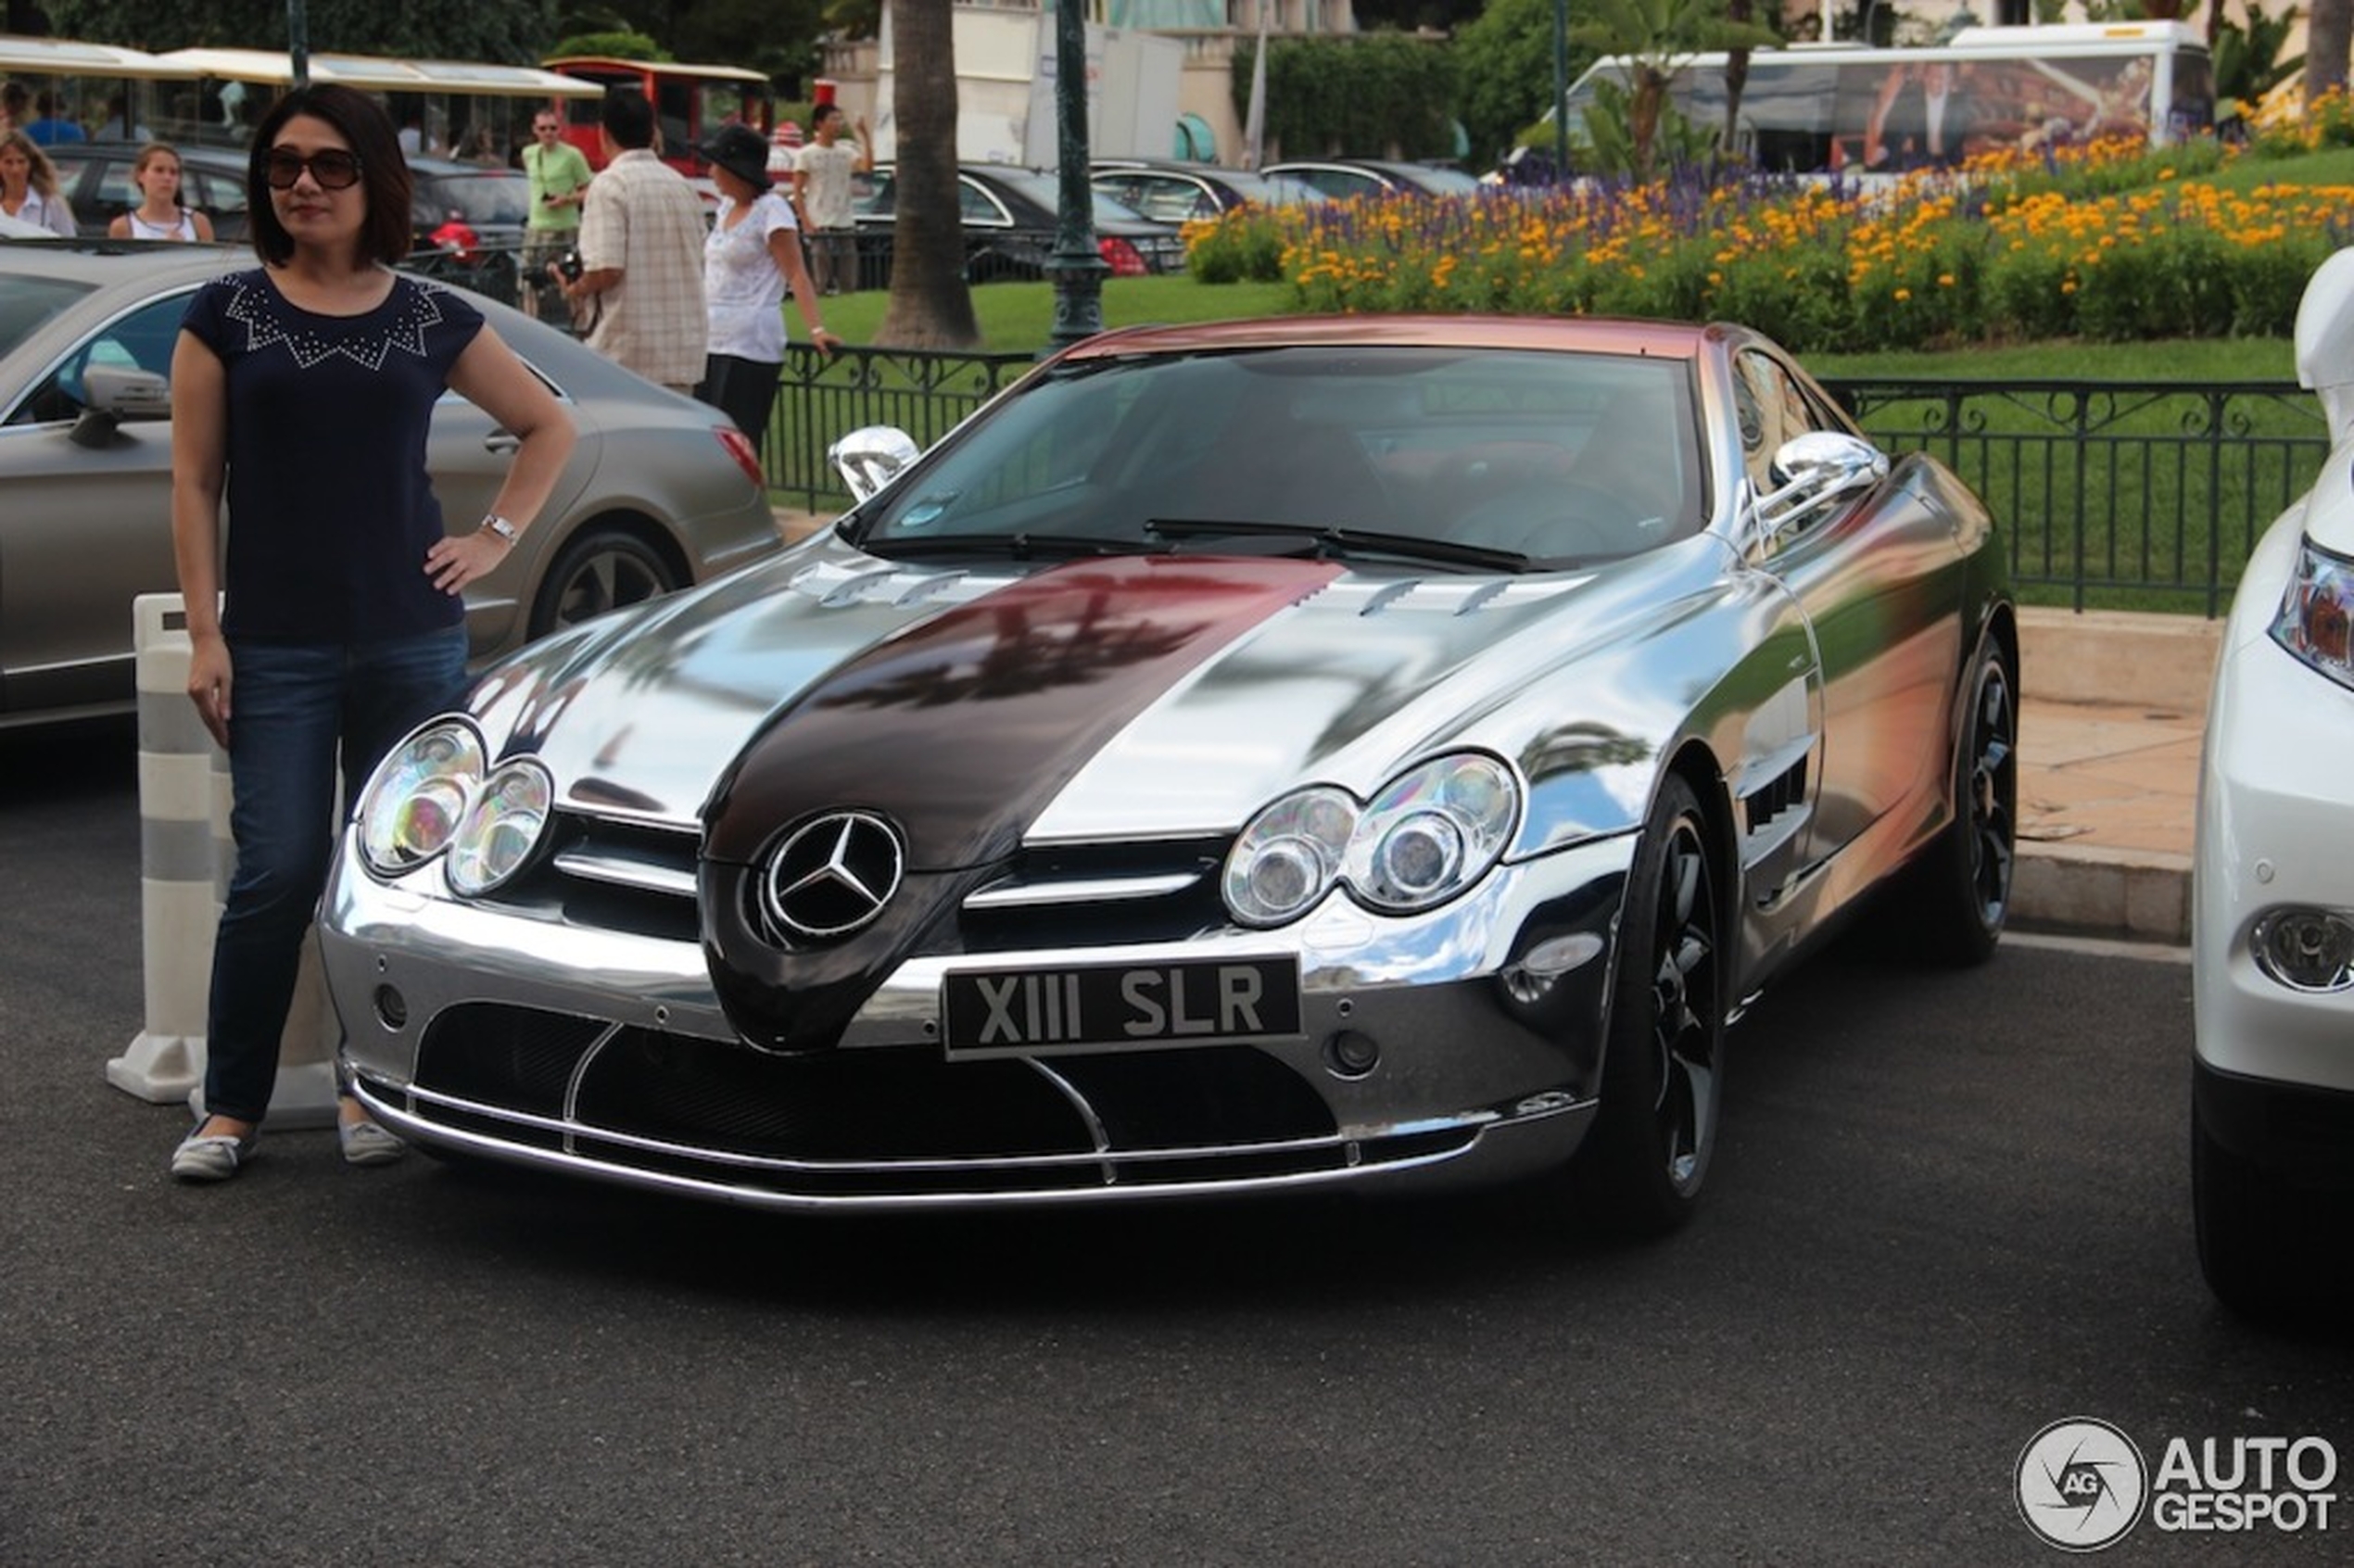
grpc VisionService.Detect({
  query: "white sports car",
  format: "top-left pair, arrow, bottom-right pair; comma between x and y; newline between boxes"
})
2194,248 -> 2354,1316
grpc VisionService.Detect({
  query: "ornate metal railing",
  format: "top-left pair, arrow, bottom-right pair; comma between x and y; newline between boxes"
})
765,344 -> 1041,508
1823,377 -> 2328,616
760,355 -> 2330,617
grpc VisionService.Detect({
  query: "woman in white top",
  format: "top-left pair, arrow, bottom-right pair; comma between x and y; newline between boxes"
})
108,144 -> 217,243
0,129 -> 76,237
692,123 -> 841,461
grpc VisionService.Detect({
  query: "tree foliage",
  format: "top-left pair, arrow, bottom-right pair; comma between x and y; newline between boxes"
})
1452,0 -> 1598,168
45,0 -> 560,62
1230,31 -> 1458,163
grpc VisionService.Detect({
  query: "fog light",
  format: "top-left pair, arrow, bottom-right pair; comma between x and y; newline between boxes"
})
1323,1030 -> 1380,1079
374,985 -> 409,1030
2253,909 -> 2354,993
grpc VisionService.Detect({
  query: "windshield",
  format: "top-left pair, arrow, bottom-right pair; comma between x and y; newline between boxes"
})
854,346 -> 1707,570
0,274 -> 95,360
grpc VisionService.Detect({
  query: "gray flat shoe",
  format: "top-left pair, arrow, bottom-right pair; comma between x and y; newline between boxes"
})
338,1118 -> 406,1167
171,1125 -> 258,1182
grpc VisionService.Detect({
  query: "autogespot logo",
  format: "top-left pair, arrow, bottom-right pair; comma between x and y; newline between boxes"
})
2017,1418 -> 2149,1552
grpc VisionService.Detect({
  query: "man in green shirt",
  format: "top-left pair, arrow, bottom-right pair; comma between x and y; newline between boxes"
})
523,110 -> 593,322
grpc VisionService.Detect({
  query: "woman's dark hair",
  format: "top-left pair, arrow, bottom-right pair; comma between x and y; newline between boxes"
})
246,83 -> 414,267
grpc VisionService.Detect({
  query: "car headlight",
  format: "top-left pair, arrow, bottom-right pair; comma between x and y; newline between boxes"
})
358,719 -> 487,877
2272,537 -> 2354,692
445,758 -> 555,897
1223,754 -> 1521,929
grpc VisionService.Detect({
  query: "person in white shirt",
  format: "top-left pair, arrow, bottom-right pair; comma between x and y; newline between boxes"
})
0,130 -> 76,236
693,123 -> 842,459
108,143 -> 216,242
790,105 -> 872,296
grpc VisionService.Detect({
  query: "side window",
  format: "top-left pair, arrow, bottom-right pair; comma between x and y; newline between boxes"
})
9,293 -> 190,427
1735,349 -> 1830,491
958,180 -> 1009,227
190,169 -> 248,228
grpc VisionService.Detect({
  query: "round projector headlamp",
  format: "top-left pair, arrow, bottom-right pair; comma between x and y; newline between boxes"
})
445,758 -> 555,897
358,719 -> 487,878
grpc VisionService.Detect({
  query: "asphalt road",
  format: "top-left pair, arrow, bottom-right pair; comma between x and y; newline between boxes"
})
4,717 -> 2349,1567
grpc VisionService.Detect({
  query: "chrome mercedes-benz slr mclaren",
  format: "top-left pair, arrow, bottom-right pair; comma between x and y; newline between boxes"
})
320,316 -> 2018,1233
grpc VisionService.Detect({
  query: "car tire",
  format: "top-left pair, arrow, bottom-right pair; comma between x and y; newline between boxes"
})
2194,1107 -> 2304,1319
528,526 -> 680,639
1908,632 -> 2017,966
1571,772 -> 1725,1236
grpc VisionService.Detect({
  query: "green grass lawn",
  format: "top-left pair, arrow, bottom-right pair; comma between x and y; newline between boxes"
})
816,275 -> 2300,381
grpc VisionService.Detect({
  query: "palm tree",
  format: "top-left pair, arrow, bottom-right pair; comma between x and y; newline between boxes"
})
2312,0 -> 2352,96
877,0 -> 982,348
1569,0 -> 1780,179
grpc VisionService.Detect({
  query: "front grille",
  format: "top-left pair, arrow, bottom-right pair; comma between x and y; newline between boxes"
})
948,837 -> 1234,955
390,1001 -> 1470,1203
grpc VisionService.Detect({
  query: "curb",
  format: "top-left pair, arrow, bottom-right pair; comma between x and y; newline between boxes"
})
2013,610 -> 2208,947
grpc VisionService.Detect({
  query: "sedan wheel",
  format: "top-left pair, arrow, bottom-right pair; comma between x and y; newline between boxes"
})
529,527 -> 679,639
1572,773 -> 1724,1236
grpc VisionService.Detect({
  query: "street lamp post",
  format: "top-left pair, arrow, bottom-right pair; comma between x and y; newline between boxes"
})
1552,0 -> 1569,179
1044,0 -> 1108,351
287,0 -> 310,88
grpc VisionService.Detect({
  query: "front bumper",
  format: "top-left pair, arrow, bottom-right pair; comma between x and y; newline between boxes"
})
323,833 -> 1637,1212
2195,624 -> 2354,1101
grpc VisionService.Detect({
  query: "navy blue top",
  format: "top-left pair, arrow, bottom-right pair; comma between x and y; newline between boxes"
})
181,269 -> 486,642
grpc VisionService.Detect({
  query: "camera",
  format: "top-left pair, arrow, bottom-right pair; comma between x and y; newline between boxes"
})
556,249 -> 584,283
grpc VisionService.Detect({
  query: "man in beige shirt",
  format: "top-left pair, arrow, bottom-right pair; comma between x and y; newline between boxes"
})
563,91 -> 706,394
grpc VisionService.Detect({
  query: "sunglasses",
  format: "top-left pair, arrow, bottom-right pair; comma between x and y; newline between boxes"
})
264,148 -> 362,191
534,123 -> 561,133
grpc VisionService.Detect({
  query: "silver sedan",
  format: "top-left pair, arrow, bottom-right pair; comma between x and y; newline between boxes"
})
0,238 -> 781,728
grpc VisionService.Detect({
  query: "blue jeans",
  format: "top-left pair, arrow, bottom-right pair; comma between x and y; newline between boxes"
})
204,627 -> 470,1123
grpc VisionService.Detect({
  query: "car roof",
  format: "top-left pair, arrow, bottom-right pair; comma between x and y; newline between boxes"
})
1054,315 -> 1711,361
0,236 -> 241,286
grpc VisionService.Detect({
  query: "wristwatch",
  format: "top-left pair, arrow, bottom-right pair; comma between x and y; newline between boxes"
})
479,513 -> 521,546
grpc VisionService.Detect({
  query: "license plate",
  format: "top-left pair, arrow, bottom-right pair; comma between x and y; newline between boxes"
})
943,956 -> 1302,1054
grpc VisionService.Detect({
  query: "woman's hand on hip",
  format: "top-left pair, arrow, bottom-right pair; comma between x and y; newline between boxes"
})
425,529 -> 511,596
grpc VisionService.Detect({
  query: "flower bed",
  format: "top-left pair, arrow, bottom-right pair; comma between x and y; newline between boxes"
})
1187,103 -> 2354,354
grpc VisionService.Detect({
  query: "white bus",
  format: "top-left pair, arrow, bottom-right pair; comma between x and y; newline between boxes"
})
1556,22 -> 2215,175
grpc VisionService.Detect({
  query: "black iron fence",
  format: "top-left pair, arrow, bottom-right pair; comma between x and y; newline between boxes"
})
1826,378 -> 2329,616
758,352 -> 2329,618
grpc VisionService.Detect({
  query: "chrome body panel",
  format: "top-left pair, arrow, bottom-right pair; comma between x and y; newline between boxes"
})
318,316 -> 2014,1215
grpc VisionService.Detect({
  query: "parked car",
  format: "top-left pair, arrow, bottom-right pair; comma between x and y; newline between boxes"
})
1087,159 -> 1329,222
45,139 -> 255,241
0,241 -> 781,728
404,157 -> 531,306
852,164 -> 1186,288
320,313 -> 2019,1229
1260,158 -> 1487,201
2192,247 -> 2354,1317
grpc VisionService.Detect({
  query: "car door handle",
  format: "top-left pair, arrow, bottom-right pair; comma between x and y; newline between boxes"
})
483,431 -> 521,455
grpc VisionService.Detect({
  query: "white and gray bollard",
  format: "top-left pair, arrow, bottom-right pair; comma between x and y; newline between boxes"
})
109,593 -> 339,1129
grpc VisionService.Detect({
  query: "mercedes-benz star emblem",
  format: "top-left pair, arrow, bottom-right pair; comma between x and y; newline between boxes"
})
759,811 -> 905,942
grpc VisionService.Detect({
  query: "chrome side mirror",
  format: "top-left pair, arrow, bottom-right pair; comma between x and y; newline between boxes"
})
1751,431 -> 1889,541
829,425 -> 922,504
69,365 -> 172,449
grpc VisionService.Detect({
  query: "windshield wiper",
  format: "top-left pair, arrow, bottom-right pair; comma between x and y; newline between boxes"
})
1145,517 -> 1533,574
865,532 -> 1153,561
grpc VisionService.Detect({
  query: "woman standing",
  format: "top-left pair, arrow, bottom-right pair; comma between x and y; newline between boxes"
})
108,143 -> 216,242
692,122 -> 840,461
0,129 -> 76,236
168,83 -> 576,1182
